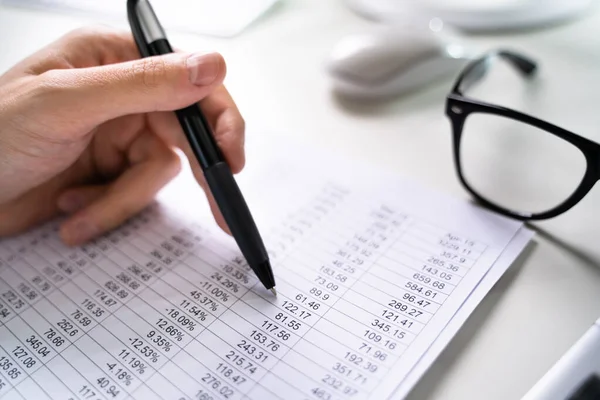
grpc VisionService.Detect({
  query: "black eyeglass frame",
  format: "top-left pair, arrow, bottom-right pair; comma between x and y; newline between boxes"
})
445,50 -> 600,221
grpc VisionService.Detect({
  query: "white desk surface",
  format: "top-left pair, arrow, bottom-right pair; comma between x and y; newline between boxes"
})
1,1 -> 600,399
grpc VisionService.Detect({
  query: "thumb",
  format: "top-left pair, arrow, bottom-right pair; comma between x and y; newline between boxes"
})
40,51 -> 226,126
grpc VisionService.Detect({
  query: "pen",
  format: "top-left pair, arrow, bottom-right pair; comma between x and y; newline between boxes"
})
126,0 -> 276,296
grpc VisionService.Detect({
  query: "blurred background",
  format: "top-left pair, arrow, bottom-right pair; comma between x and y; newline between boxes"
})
1,1 -> 600,399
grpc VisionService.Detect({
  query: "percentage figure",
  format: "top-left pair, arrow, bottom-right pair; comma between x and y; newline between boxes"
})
163,323 -> 182,337
222,265 -> 234,274
196,311 -> 207,322
116,371 -> 133,386
108,363 -> 134,386
185,321 -> 196,332
147,329 -> 175,353
225,267 -> 250,284
130,359 -> 146,374
211,288 -> 229,302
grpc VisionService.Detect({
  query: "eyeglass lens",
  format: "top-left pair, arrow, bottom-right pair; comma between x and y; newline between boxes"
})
459,112 -> 587,215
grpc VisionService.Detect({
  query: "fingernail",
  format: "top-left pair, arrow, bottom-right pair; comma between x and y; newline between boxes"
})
187,52 -> 221,86
57,193 -> 84,213
65,219 -> 98,244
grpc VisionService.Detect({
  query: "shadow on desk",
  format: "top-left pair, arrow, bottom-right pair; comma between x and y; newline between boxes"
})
405,226 -> 599,399
529,224 -> 600,269
329,80 -> 451,118
405,241 -> 537,400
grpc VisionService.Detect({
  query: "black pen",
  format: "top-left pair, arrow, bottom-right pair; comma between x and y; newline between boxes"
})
126,0 -> 276,296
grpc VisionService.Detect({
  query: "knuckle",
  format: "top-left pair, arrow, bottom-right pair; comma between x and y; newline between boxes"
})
66,25 -> 113,41
60,25 -> 134,62
62,26 -> 101,46
137,57 -> 168,90
32,70 -> 79,114
27,71 -> 98,139
33,70 -> 65,97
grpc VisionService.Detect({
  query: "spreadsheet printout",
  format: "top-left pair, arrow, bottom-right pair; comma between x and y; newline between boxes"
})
390,227 -> 533,399
0,144 -> 528,400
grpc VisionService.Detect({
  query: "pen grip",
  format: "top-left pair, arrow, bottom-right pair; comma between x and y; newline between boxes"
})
204,162 -> 269,266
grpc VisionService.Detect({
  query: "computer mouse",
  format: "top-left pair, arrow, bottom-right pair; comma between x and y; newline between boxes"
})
327,25 -> 472,100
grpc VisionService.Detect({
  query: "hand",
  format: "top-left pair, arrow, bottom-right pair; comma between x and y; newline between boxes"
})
0,26 -> 245,245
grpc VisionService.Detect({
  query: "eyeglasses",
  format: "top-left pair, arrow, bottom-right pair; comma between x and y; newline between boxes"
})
445,50 -> 600,221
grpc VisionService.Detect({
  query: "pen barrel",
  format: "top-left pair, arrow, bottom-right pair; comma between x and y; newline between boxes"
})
204,163 -> 272,281
148,40 -> 224,169
130,2 -> 274,289
147,38 -> 172,55
175,105 -> 224,169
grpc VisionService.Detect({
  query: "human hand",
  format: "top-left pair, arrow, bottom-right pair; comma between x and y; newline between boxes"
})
0,26 -> 245,245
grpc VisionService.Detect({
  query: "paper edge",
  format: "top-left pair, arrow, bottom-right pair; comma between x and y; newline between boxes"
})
389,227 -> 535,399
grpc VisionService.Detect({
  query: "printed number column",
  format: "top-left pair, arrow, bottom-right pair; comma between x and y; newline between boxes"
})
227,185 -> 352,400
245,194 -> 405,399
156,212 -> 264,400
120,208 -> 226,400
74,208 -> 196,400
0,222 -> 95,399
360,220 -> 484,380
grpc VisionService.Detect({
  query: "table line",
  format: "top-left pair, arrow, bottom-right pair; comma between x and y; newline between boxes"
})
96,220 -> 273,400
370,262 -> 457,296
26,237 -> 171,400
238,293 -> 393,377
407,227 -> 485,261
4,248 -> 164,400
239,215 -> 413,399
0,274 -> 102,400
386,244 -> 475,275
251,274 -> 409,358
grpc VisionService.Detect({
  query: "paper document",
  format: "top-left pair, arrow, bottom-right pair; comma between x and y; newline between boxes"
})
0,139 -> 531,399
0,0 -> 279,37
393,227 -> 533,399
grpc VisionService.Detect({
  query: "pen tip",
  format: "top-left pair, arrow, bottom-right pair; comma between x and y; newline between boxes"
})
270,287 -> 277,297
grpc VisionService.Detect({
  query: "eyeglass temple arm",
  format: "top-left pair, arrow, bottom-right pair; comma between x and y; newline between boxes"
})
451,50 -> 538,95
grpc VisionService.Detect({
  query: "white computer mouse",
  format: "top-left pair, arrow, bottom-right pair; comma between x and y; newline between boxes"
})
327,25 -> 472,99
